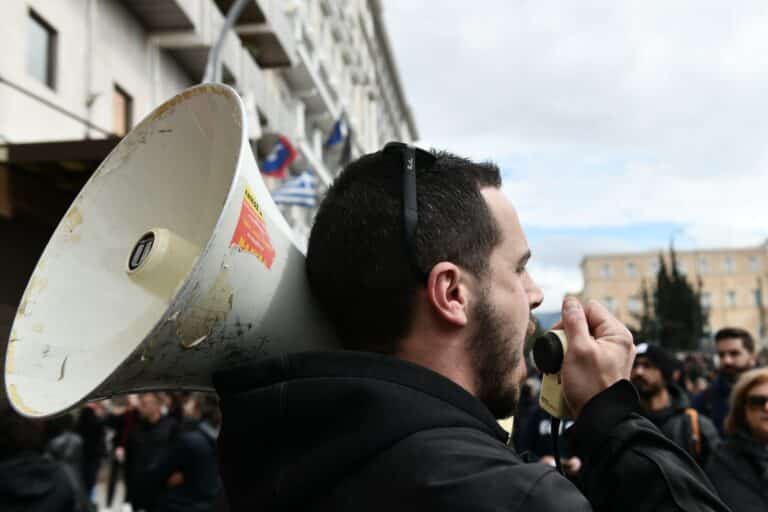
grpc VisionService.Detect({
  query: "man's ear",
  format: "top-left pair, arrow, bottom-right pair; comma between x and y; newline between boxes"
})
425,262 -> 470,327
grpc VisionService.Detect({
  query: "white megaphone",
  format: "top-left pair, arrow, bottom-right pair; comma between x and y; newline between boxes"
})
4,84 -> 338,418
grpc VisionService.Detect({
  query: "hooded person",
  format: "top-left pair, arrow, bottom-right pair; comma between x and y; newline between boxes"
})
631,343 -> 720,465
0,408 -> 83,512
214,145 -> 729,511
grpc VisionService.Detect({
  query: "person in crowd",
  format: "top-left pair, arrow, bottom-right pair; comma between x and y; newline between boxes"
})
213,145 -> 728,511
631,343 -> 720,465
0,408 -> 82,511
144,392 -> 223,512
104,394 -> 139,508
694,327 -> 757,434
680,355 -> 709,397
510,374 -> 539,450
758,347 -> 768,368
706,367 -> 768,510
516,402 -> 580,477
44,413 -> 87,503
124,392 -> 178,512
76,402 -> 107,500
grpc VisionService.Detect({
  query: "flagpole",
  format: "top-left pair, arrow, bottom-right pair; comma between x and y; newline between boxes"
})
202,0 -> 250,84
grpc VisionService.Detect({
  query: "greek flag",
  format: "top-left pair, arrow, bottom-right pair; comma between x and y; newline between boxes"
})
271,171 -> 317,208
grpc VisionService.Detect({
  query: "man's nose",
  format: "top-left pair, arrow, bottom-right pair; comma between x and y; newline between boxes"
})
528,279 -> 543,311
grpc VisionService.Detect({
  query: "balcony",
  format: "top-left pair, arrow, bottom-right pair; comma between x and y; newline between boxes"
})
117,0 -> 196,31
215,0 -> 296,68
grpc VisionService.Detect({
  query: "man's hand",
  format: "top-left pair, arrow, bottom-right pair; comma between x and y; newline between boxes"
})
562,456 -> 582,476
558,298 -> 635,418
167,471 -> 184,487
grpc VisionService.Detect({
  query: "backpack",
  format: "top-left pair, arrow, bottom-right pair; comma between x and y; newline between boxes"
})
684,408 -> 702,459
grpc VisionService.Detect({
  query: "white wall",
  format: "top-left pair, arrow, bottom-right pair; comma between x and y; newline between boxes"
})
0,0 -> 193,143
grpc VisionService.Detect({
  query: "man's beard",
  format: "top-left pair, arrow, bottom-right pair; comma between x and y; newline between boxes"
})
470,291 -> 522,420
721,364 -> 751,383
632,378 -> 664,399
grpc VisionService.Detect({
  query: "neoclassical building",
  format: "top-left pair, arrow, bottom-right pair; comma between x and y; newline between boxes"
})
581,241 -> 768,348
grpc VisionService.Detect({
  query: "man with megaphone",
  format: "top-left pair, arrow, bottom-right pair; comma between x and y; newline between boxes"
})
214,144 -> 730,511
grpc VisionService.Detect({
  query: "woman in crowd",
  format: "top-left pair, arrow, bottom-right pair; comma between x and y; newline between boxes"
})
706,367 -> 768,510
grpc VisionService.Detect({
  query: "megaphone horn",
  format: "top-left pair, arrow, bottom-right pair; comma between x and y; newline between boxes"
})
4,84 -> 338,418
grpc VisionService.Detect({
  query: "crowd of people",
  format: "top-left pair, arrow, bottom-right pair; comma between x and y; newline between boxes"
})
0,391 -> 223,511
2,327 -> 767,511
3,144 -> 768,511
514,326 -> 768,510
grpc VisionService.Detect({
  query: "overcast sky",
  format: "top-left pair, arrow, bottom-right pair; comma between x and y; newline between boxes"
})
382,1 -> 768,312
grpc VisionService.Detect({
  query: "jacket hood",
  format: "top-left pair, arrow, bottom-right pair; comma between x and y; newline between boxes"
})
0,453 -> 62,499
214,351 -> 508,509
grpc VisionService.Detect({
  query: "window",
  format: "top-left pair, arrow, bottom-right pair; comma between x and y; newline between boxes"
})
648,259 -> 659,276
676,261 -> 687,275
112,85 -> 133,137
625,262 -> 637,278
725,290 -> 737,308
603,296 -> 616,313
628,296 -> 642,314
723,256 -> 734,273
754,289 -> 763,307
600,263 -> 612,279
698,256 -> 709,273
27,10 -> 57,88
700,292 -> 711,309
749,256 -> 761,272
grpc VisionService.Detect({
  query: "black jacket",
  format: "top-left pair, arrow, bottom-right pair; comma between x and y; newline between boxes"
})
641,384 -> 720,465
693,375 -> 732,436
517,403 -> 575,459
148,420 -> 222,512
0,452 -> 78,512
705,432 -> 768,511
214,351 -> 730,511
125,415 -> 178,510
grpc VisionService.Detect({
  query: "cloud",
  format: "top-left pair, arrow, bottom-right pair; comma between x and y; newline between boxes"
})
382,1 -> 768,311
385,1 -> 768,177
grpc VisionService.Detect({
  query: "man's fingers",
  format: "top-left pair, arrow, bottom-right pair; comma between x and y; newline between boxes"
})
584,300 -> 634,348
561,297 -> 591,353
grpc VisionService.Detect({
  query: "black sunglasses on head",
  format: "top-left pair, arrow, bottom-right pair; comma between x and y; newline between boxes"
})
382,142 -> 437,284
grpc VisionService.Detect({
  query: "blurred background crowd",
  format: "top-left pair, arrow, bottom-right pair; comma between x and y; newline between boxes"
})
2,325 -> 768,511
514,326 -> 768,511
1,392 -> 223,511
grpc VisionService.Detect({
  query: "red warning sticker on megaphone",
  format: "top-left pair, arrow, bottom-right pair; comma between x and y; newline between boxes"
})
230,186 -> 275,268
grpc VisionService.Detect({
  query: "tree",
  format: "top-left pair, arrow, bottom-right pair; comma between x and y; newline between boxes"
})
633,246 -> 708,351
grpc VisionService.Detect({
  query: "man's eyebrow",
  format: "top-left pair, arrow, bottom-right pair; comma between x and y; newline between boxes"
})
517,250 -> 531,267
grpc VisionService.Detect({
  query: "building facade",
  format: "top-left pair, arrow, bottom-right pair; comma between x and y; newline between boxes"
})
0,0 -> 417,357
581,242 -> 768,347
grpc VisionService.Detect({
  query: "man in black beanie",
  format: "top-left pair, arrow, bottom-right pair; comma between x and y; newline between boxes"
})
631,343 -> 720,465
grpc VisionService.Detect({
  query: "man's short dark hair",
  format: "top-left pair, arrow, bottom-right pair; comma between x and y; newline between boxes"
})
714,327 -> 755,353
306,148 -> 502,353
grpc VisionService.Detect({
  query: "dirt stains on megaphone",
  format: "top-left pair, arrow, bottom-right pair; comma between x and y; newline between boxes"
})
4,84 -> 338,419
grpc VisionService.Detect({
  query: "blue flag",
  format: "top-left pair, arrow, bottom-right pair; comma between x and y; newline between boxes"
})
324,118 -> 345,148
261,135 -> 297,179
272,171 -> 317,208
